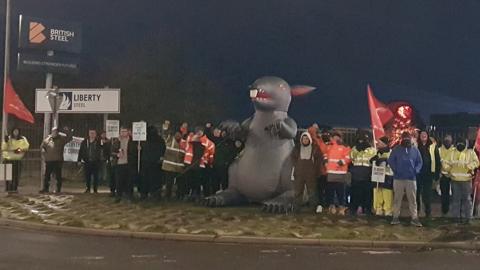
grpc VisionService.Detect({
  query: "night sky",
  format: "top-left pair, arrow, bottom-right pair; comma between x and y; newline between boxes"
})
2,0 -> 480,127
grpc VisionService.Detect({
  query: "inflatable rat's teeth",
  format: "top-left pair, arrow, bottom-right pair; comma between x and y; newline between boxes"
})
250,89 -> 258,98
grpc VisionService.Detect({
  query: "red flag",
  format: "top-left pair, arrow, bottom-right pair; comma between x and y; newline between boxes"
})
3,78 -> 34,124
367,85 -> 393,141
475,127 -> 480,153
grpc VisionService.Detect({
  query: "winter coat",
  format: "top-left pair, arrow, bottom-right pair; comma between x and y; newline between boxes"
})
78,139 -> 102,163
439,145 -> 456,176
110,137 -> 138,167
350,146 -> 376,182
213,138 -> 239,169
40,132 -> 73,162
184,134 -> 215,168
442,148 -> 479,182
141,138 -> 166,167
388,145 -> 423,181
291,132 -> 322,180
2,136 -> 30,160
323,141 -> 351,175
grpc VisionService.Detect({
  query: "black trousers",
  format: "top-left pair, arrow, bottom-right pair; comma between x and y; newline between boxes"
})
44,161 -> 63,192
108,163 -> 116,194
214,164 -> 229,190
326,182 -> 346,207
84,162 -> 100,192
186,168 -> 205,198
163,171 -> 179,199
4,160 -> 21,192
440,175 -> 451,215
417,172 -> 433,216
350,181 -> 373,214
115,164 -> 134,199
317,175 -> 327,207
203,167 -> 219,197
140,164 -> 162,198
175,174 -> 187,199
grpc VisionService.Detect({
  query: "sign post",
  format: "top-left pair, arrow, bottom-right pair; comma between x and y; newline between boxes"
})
132,122 -> 147,173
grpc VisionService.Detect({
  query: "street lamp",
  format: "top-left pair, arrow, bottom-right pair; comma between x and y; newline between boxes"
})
46,86 -> 62,128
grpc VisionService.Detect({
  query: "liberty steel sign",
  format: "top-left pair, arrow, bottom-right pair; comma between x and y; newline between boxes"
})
35,88 -> 121,113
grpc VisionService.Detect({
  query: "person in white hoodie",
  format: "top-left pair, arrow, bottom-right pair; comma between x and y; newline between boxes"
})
291,132 -> 322,212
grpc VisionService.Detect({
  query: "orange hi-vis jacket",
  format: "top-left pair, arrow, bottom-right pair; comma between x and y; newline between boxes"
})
184,134 -> 215,168
322,141 -> 351,175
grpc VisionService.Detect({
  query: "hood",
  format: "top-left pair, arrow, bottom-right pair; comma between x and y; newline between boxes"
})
299,131 -> 312,146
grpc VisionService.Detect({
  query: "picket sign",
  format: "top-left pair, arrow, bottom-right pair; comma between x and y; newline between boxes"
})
371,165 -> 386,183
132,121 -> 147,173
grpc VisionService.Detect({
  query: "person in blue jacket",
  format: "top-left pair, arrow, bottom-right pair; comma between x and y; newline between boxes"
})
388,132 -> 423,227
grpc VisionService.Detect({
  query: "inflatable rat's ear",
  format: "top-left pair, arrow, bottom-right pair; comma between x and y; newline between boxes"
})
291,85 -> 316,97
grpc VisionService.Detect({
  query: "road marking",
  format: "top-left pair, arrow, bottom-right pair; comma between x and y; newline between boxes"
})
71,256 -> 105,260
328,252 -> 347,256
362,251 -> 401,255
131,254 -> 157,259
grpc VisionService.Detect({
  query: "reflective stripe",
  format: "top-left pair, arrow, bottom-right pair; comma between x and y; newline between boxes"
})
166,147 -> 185,154
162,160 -> 185,167
327,170 -> 347,174
451,173 -> 472,177
329,159 -> 340,162
185,153 -> 193,157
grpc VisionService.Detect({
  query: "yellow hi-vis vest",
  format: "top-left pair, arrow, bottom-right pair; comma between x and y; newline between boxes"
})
350,146 -> 376,167
2,136 -> 30,160
442,149 -> 479,182
376,150 -> 394,176
439,145 -> 456,175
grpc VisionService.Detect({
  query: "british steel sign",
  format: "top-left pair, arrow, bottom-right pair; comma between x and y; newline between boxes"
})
19,15 -> 82,53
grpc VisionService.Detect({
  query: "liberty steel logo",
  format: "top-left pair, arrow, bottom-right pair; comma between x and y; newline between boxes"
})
29,22 -> 46,44
58,92 -> 72,110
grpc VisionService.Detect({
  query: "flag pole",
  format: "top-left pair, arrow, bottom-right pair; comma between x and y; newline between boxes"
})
1,0 -> 12,163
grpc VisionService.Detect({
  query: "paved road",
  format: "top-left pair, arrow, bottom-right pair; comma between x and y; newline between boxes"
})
0,227 -> 479,270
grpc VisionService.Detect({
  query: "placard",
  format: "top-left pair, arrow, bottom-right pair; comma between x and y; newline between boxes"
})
132,122 -> 147,141
63,136 -> 84,162
106,120 -> 120,139
371,165 -> 386,183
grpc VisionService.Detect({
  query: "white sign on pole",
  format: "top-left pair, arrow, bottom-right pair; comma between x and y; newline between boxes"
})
371,165 -> 386,183
35,88 -> 121,113
0,164 -> 13,181
63,136 -> 84,162
106,120 -> 120,139
132,122 -> 147,141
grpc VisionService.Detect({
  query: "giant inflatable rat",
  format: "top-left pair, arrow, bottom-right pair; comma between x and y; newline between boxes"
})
204,76 -> 314,213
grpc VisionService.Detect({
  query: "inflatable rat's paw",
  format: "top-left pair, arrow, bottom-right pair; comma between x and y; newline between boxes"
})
261,199 -> 295,214
203,195 -> 226,207
218,120 -> 241,140
264,119 -> 283,137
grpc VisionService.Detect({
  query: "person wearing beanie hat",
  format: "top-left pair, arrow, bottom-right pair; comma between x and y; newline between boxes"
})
442,137 -> 479,224
349,132 -> 376,216
370,136 -> 394,216
320,130 -> 352,216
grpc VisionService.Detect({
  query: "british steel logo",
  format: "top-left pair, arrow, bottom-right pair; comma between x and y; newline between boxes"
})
29,22 -> 46,44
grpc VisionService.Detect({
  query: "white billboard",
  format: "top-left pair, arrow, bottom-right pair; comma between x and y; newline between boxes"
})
35,88 -> 120,113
